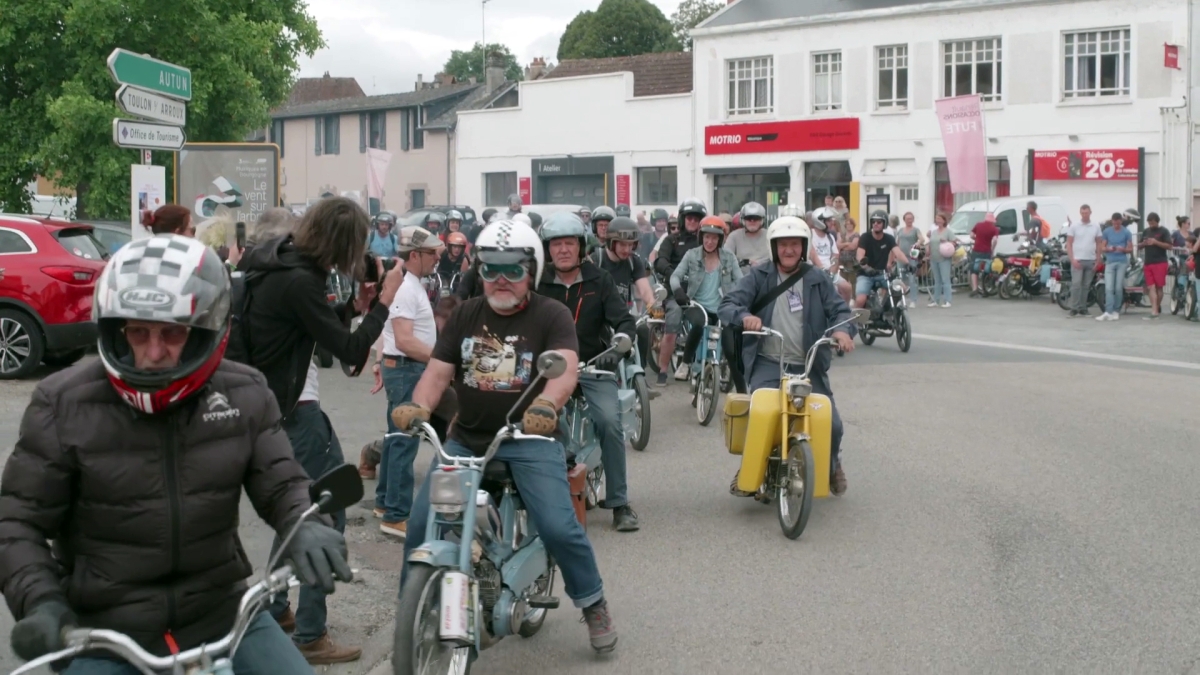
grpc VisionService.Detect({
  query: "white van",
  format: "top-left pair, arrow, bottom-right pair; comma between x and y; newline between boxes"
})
947,195 -> 1069,256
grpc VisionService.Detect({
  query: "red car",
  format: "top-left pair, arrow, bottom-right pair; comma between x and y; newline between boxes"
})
0,215 -> 108,378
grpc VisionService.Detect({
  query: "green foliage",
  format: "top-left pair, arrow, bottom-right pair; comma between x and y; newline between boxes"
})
669,0 -> 724,50
556,0 -> 681,61
0,0 -> 322,218
444,43 -> 523,83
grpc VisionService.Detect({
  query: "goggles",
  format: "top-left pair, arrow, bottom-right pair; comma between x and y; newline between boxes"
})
479,263 -> 529,283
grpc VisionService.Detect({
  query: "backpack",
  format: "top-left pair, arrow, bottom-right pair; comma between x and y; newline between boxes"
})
224,270 -> 264,365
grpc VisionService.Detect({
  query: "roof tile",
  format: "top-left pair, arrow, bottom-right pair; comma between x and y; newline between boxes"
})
272,83 -> 483,119
543,52 -> 693,96
286,76 -> 366,105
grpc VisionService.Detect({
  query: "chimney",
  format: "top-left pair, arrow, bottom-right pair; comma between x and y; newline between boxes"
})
525,57 -> 547,81
485,51 -> 506,92
323,71 -> 331,78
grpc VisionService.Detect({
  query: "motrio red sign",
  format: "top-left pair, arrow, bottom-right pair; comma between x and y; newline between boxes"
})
704,118 -> 860,155
1032,149 -> 1139,181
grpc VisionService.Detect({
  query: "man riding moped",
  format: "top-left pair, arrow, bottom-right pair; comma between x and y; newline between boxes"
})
856,210 -> 910,310
652,198 -> 707,385
718,216 -> 855,495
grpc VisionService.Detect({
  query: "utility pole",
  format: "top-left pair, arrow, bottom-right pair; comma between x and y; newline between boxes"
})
482,0 -> 493,81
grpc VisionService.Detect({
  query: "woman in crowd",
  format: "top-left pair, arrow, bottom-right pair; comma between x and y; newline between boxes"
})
895,212 -> 926,308
926,212 -> 956,308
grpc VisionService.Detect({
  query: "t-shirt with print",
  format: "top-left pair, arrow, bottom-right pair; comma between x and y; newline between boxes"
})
972,221 -> 999,253
1102,226 -> 1133,263
600,252 -> 648,306
431,293 -> 579,455
1140,226 -> 1171,265
858,233 -> 897,272
381,272 -> 437,358
810,232 -> 836,269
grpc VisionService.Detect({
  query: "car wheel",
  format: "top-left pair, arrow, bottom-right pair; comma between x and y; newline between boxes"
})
42,348 -> 88,368
0,309 -> 45,379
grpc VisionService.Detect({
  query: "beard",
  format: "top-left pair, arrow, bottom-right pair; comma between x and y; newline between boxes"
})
487,292 -> 525,312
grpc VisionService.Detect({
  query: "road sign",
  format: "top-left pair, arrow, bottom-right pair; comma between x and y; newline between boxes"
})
113,119 -> 187,151
117,85 -> 186,126
107,49 -> 191,101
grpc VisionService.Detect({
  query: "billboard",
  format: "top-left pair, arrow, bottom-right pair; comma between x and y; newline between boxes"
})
704,118 -> 859,155
1032,149 -> 1139,181
175,143 -> 280,232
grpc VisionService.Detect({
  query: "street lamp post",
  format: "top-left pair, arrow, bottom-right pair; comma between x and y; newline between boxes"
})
481,0 -> 492,82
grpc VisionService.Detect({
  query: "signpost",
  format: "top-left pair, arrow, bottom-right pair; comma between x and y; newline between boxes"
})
117,85 -> 186,126
113,120 -> 187,151
107,49 -> 192,100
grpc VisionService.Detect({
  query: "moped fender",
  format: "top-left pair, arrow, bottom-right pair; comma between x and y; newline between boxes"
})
407,540 -> 460,568
500,538 -> 549,596
802,393 -> 834,499
737,388 -> 782,493
623,362 -> 645,379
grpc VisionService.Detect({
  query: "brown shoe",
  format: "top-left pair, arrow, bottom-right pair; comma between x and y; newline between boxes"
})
380,520 -> 407,540
831,466 -> 848,496
358,442 -> 379,480
275,607 -> 295,633
296,632 -> 361,665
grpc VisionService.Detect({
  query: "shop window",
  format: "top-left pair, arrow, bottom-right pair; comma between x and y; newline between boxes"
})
1063,28 -> 1130,99
876,45 -> 908,110
270,119 -> 285,158
943,38 -> 1002,103
933,158 -> 1010,218
637,167 -> 677,205
812,52 -> 843,112
727,56 -> 774,116
484,172 -> 517,206
411,189 -> 425,209
712,172 -> 789,217
898,186 -> 918,201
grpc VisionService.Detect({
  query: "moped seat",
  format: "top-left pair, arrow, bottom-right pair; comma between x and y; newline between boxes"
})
483,460 -> 515,484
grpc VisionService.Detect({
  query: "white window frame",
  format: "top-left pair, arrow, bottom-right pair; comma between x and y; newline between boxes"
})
636,167 -> 678,205
1062,28 -> 1131,99
876,45 -> 909,110
942,38 -> 1003,103
812,51 -> 843,112
726,56 -> 774,116
898,187 -> 919,201
483,172 -> 518,207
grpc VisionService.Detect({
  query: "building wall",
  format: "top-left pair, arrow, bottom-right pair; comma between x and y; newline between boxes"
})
692,0 -> 1190,227
456,72 -> 693,214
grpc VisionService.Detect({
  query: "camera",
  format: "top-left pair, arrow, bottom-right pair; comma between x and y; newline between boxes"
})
363,253 -> 397,283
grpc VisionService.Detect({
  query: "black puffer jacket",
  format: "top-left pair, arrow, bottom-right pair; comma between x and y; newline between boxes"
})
652,227 -> 700,281
537,261 -> 636,363
0,360 -> 313,656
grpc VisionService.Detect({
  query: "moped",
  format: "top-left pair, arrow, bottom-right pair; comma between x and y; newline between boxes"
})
562,334 -> 634,510
858,265 -> 912,353
680,303 -> 726,426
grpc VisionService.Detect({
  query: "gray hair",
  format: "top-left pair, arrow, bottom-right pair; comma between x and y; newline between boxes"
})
247,207 -> 297,245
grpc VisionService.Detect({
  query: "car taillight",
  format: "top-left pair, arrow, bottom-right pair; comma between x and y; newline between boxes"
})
41,266 -> 96,284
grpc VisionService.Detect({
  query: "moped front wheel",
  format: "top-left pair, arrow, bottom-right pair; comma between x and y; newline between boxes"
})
1185,284 -> 1197,320
718,361 -> 732,393
777,439 -> 814,540
1170,285 -> 1184,315
895,311 -> 912,353
630,374 -> 652,451
394,565 -> 473,675
696,362 -> 718,426
1056,286 -> 1073,311
585,467 -> 605,510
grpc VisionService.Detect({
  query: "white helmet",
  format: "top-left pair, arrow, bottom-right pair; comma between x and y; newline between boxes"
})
767,216 -> 811,266
811,206 -> 840,231
778,203 -> 805,219
473,220 -> 545,283
512,212 -> 533,227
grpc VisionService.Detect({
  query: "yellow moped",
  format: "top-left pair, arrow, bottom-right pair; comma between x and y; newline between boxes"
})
720,309 -> 866,540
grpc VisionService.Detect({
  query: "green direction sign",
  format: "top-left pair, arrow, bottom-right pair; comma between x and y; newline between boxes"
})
107,49 -> 191,101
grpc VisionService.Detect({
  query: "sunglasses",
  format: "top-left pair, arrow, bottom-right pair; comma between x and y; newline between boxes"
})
122,324 -> 191,347
479,263 -> 529,283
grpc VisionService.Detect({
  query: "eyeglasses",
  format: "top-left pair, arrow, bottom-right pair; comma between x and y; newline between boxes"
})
479,263 -> 529,283
122,323 -> 191,347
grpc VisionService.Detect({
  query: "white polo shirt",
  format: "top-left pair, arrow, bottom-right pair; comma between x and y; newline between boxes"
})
381,272 -> 437,358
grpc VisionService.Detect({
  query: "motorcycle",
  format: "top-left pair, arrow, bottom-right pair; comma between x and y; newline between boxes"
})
392,340 -> 630,675
997,237 -> 1050,300
721,310 -> 868,540
9,466 -> 364,675
857,264 -> 912,353
563,337 -> 636,511
682,303 -> 726,427
1090,257 -> 1147,313
438,272 -> 462,299
624,312 -> 658,451
1168,249 -> 1190,316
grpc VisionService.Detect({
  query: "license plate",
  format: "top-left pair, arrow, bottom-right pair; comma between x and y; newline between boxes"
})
1047,279 -> 1060,293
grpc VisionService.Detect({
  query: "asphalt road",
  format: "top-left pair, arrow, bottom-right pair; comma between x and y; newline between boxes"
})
1,292 -> 1198,673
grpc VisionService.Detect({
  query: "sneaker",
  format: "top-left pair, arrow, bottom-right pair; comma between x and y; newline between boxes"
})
372,508 -> 384,519
613,505 -> 640,532
830,465 -> 848,496
1109,312 -> 1120,321
674,363 -> 689,381
296,632 -> 362,665
1095,312 -> 1109,321
1069,310 -> 1079,317
274,607 -> 296,633
940,302 -> 951,308
655,372 -> 668,387
581,600 -> 618,653
1079,310 -> 1091,317
970,290 -> 981,298
927,301 -> 939,307
1144,313 -> 1160,320
380,520 -> 407,539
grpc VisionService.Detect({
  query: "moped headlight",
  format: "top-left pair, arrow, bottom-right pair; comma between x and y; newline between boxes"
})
890,280 -> 905,293
430,469 -> 466,514
787,379 -> 812,400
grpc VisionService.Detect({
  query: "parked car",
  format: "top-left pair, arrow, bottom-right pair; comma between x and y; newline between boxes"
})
948,195 -> 1069,256
399,205 -> 478,232
78,219 -> 133,255
0,214 -> 108,378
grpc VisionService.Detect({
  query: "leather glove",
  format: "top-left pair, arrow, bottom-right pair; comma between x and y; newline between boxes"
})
673,287 -> 690,307
284,521 -> 353,594
391,402 -> 431,431
11,599 -> 77,661
593,352 -> 621,372
522,397 -> 558,436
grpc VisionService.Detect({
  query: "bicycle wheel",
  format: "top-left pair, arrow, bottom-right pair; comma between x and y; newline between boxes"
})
777,439 -> 814,540
895,311 -> 912,353
696,362 -> 718,426
630,374 -> 652,451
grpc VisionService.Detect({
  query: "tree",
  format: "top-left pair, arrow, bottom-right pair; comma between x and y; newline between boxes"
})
0,0 -> 322,219
443,43 -> 523,84
557,0 -> 680,61
670,0 -> 724,50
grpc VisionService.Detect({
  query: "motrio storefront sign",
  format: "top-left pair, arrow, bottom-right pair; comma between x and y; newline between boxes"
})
703,118 -> 860,155
1032,149 -> 1139,181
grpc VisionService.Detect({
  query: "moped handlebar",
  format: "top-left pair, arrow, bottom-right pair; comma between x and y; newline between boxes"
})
393,421 -> 555,469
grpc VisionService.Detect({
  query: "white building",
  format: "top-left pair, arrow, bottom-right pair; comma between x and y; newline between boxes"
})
455,52 -> 694,214
690,0 -> 1193,229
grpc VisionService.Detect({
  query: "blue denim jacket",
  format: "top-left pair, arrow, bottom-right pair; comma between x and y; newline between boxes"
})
669,247 -> 743,301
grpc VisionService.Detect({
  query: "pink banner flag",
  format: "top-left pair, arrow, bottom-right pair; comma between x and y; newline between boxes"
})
934,94 -> 988,194
366,148 -> 392,200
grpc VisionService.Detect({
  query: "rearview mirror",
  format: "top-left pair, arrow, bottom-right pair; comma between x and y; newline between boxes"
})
537,350 -> 568,379
612,333 -> 632,355
309,464 -> 364,514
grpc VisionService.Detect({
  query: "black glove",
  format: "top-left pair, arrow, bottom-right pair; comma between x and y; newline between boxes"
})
673,287 -> 690,307
11,599 -> 76,661
653,257 -> 672,279
593,352 -> 621,372
284,521 -> 353,594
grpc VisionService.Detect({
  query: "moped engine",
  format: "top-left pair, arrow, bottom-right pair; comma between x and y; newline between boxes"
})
475,557 -> 502,610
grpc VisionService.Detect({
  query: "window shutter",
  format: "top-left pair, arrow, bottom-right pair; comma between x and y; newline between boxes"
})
314,117 -> 323,156
359,113 -> 367,153
379,112 -> 387,150
400,109 -> 410,151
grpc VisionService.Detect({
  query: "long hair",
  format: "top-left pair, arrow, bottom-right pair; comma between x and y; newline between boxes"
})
142,204 -> 191,235
292,197 -> 368,276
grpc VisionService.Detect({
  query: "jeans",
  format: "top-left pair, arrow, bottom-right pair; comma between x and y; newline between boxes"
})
1104,260 -> 1128,314
579,375 -> 628,509
403,438 -> 605,609
379,360 -> 426,522
1070,260 -> 1096,312
682,305 -> 718,366
270,402 -> 346,645
746,356 -> 843,470
62,612 -> 314,674
930,259 -> 953,304
855,272 -> 887,297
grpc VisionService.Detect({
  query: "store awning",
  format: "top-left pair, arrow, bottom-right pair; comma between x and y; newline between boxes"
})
703,166 -> 789,176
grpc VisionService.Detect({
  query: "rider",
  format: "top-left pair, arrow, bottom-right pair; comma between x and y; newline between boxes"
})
640,208 -> 668,259
588,206 -> 616,264
718,216 -> 856,495
670,216 -> 743,380
438,231 -> 470,278
855,210 -> 910,310
0,236 -> 350,671
393,220 -> 619,652
537,213 -> 641,532
601,216 -> 659,370
723,201 -> 771,268
445,209 -> 465,238
652,197 -> 707,385
505,193 -> 523,218
423,211 -> 446,238
809,207 -> 854,305
368,211 -> 399,258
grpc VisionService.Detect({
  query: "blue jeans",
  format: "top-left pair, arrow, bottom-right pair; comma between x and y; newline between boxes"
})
855,272 -> 887,296
579,375 -> 628,509
379,359 -> 425,522
746,356 -> 843,470
402,438 -> 605,609
62,612 -> 313,674
1105,260 -> 1128,314
930,259 -> 953,304
270,402 -> 346,645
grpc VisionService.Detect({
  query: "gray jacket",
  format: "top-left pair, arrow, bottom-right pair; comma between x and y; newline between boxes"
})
718,262 -> 853,381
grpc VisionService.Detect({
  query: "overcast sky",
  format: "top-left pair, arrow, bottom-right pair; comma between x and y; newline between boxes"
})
297,0 -> 683,95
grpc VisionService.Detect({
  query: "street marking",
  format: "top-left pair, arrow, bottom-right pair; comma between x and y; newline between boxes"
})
912,333 -> 1200,371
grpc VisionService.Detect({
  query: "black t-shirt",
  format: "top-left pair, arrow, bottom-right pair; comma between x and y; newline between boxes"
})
438,251 -> 465,277
431,294 -> 579,455
599,252 -> 648,305
858,233 -> 897,272
1141,226 -> 1171,265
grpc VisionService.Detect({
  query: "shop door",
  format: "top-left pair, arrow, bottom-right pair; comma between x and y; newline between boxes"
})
804,161 -> 853,211
712,172 -> 789,218
541,175 -> 606,207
